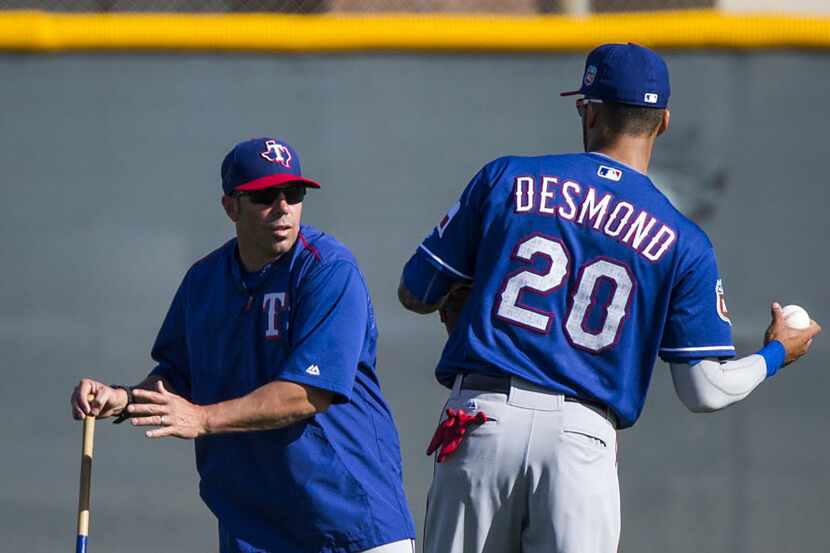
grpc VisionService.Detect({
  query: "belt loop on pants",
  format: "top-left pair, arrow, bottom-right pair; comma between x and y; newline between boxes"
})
450,373 -> 464,399
506,376 -> 564,412
458,373 -> 562,411
458,372 -> 618,427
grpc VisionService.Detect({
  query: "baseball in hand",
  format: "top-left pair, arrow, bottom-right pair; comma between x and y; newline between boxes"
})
781,304 -> 811,329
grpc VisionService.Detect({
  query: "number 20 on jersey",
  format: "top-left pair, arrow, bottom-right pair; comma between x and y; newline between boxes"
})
495,233 -> 635,353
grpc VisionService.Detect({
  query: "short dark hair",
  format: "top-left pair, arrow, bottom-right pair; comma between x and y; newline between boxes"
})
600,101 -> 665,136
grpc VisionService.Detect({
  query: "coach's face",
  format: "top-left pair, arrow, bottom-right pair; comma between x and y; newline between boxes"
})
222,185 -> 305,270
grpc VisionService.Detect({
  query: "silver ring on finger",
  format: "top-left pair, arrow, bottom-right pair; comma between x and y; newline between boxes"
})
160,415 -> 166,426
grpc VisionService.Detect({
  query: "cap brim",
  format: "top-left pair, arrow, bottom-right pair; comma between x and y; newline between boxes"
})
235,173 -> 321,191
560,90 -> 582,97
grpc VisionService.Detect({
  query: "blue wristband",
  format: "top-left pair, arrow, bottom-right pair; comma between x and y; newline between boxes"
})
757,341 -> 786,377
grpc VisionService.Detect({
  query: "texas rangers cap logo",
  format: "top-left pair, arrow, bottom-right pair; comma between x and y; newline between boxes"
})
260,139 -> 292,168
584,65 -> 597,87
715,279 -> 732,325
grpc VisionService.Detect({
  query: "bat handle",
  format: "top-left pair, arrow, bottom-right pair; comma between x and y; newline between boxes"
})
76,415 -> 95,553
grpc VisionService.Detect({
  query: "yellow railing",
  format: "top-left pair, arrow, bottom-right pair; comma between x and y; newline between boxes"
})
1,9 -> 829,52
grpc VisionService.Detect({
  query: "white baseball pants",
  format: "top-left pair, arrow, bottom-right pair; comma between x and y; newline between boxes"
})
423,375 -> 620,553
359,539 -> 416,552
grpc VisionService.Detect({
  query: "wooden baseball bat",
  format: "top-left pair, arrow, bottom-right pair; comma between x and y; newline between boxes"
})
76,412 -> 95,553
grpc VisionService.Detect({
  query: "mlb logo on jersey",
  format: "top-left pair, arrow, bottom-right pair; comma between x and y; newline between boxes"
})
597,165 -> 622,182
260,140 -> 293,168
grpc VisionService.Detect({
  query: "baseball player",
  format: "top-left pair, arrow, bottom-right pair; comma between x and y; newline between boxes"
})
398,44 -> 821,553
70,137 -> 416,553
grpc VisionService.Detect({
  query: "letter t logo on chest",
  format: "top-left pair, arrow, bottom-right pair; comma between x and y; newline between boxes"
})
263,293 -> 287,340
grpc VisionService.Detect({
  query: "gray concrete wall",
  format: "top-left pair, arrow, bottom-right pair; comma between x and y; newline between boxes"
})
1,52 -> 828,552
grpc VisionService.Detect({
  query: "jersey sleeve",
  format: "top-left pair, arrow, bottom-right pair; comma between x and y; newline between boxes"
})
659,247 -> 736,362
400,249 -> 457,306
414,165 -> 492,283
277,260 -> 368,403
149,276 -> 192,399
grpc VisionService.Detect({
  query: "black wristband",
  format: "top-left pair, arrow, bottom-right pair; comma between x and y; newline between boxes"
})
111,385 -> 134,424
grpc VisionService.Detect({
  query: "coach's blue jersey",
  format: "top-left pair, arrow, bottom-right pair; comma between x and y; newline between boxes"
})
150,225 -> 415,552
403,153 -> 734,428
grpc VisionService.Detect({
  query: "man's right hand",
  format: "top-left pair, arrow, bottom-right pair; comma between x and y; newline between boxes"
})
71,379 -> 128,420
765,302 -> 822,365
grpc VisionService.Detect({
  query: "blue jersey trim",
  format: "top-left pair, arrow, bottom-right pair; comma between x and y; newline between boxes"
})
757,340 -> 786,377
418,244 -> 473,280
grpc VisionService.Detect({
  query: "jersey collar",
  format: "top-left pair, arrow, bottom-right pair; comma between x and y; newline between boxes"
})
227,238 -> 295,294
587,151 -> 647,177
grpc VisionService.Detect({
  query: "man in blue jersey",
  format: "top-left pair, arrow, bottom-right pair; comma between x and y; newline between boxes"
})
71,137 -> 416,553
398,44 -> 821,553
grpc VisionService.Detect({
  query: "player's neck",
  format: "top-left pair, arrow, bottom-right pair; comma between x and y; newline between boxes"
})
236,243 -> 285,273
592,136 -> 654,175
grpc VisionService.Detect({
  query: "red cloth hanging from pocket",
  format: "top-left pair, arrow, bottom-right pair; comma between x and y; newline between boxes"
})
426,408 -> 489,463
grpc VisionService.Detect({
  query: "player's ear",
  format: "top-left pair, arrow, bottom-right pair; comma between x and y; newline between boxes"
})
221,194 -> 240,222
656,108 -> 670,136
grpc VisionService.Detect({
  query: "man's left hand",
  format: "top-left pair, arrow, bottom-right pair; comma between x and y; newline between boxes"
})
439,282 -> 472,334
129,381 -> 208,439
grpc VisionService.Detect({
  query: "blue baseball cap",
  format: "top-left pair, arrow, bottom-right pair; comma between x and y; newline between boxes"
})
220,137 -> 321,196
561,43 -> 670,109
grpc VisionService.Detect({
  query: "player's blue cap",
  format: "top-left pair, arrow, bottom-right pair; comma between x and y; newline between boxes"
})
560,43 -> 670,109
220,137 -> 321,196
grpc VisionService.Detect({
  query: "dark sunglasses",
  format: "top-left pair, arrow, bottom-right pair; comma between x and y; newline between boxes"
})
576,97 -> 603,117
236,186 -> 306,206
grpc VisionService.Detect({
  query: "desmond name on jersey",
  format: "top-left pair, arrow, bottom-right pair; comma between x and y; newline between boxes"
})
512,175 -> 676,262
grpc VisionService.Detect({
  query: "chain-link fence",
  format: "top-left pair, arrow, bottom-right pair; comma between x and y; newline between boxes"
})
0,0 -> 714,14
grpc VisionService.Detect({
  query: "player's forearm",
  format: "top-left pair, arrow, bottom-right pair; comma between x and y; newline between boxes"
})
202,380 -> 332,434
670,341 -> 786,412
398,251 -> 467,314
398,280 -> 441,314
